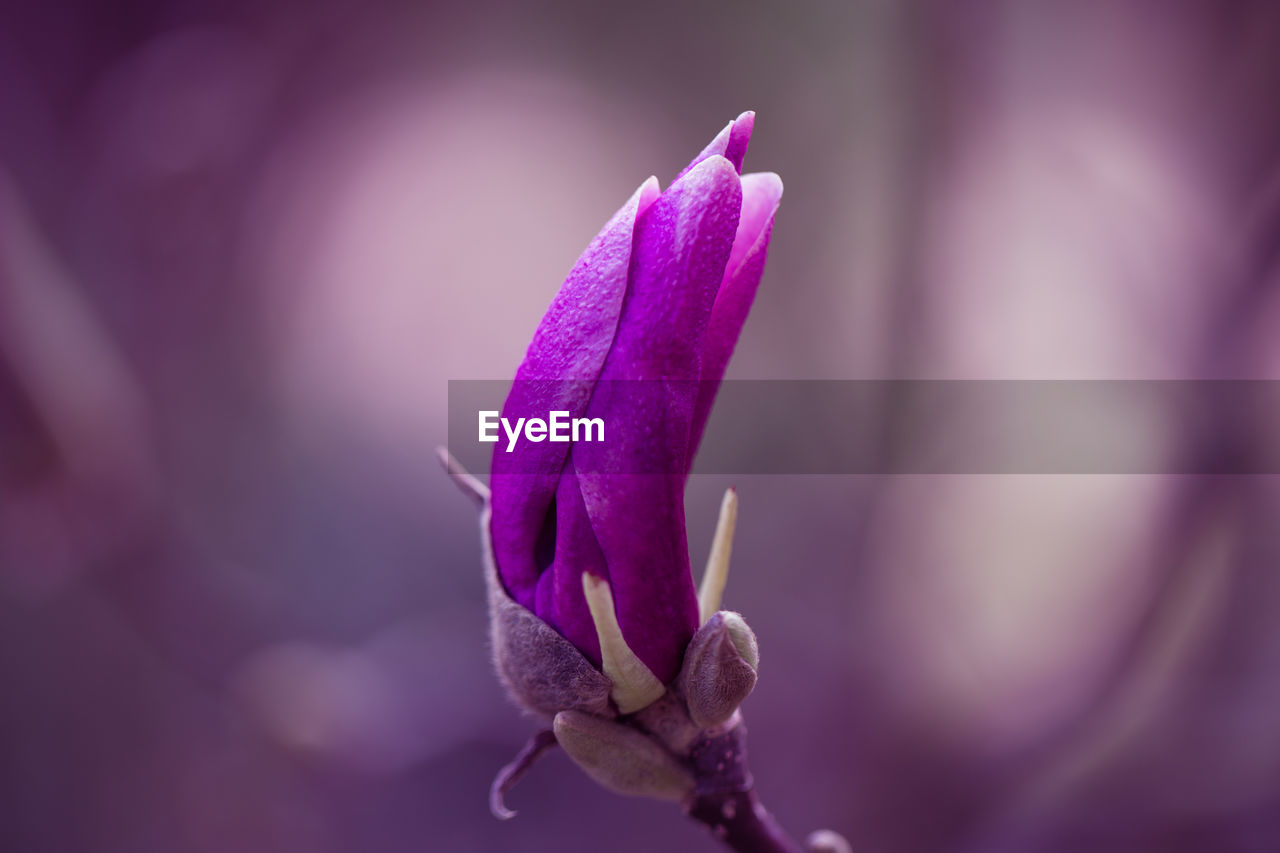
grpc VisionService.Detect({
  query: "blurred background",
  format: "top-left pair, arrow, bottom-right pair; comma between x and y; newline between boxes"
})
3,0 -> 1280,850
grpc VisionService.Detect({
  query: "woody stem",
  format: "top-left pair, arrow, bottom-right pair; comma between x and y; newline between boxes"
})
684,722 -> 804,853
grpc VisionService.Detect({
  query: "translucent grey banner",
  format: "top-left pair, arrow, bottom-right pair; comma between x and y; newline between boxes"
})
447,380 -> 1280,475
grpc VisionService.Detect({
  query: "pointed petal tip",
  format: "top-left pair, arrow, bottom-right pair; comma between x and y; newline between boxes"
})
723,112 -> 755,174
672,152 -> 742,192
741,171 -> 784,205
720,172 -> 783,285
636,174 -> 661,209
674,112 -> 758,182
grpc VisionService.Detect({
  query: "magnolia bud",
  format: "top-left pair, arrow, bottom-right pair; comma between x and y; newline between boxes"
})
678,610 -> 758,729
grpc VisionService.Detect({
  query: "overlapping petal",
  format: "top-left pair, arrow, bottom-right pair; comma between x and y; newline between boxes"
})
491,179 -> 659,611
572,156 -> 743,682
674,111 -> 755,182
691,171 -> 784,453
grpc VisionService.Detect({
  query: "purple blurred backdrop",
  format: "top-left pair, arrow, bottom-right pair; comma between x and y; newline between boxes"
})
3,1 -> 1280,851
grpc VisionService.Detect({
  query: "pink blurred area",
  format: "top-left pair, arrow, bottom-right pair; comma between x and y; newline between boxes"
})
3,1 -> 1280,851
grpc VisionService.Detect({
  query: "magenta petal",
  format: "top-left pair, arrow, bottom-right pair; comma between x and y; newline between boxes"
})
673,111 -> 755,183
598,157 -> 744,385
491,178 -> 660,609
572,156 -> 744,683
690,171 -> 783,455
578,467 -> 694,685
486,114 -> 780,696
723,172 -> 783,294
532,461 -> 605,666
515,177 -> 661,383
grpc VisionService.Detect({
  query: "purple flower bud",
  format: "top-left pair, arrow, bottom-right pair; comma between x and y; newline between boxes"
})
490,113 -> 783,687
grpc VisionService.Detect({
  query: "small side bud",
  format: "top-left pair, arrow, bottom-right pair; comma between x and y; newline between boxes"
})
553,710 -> 695,802
678,611 -> 759,729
